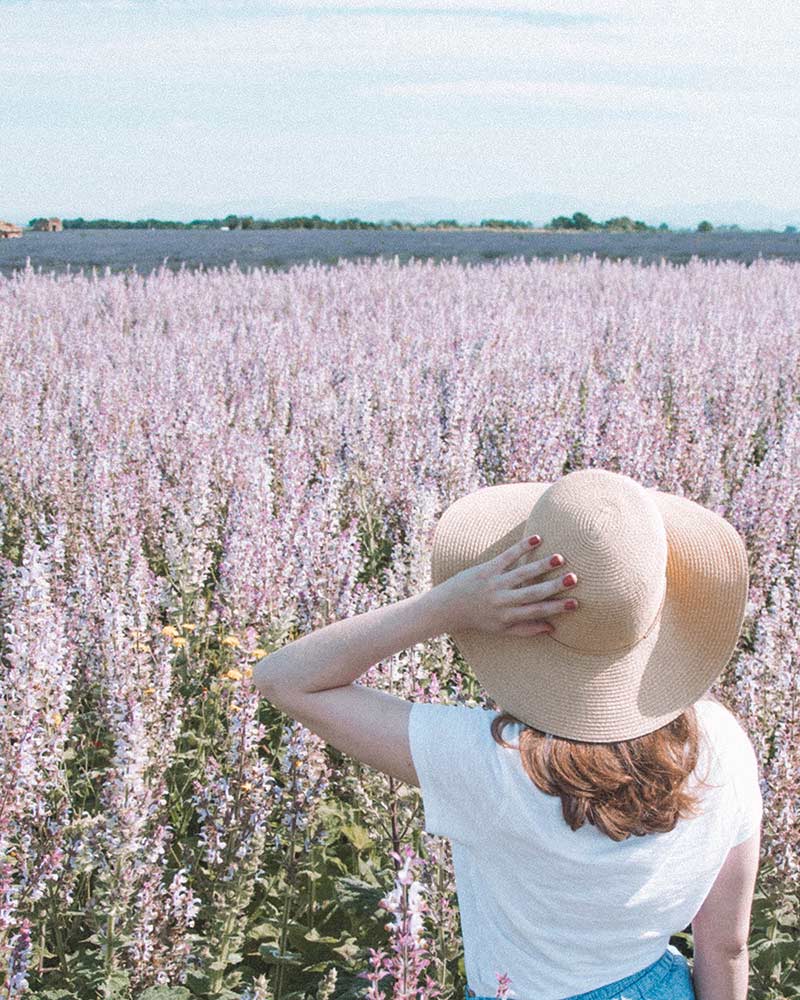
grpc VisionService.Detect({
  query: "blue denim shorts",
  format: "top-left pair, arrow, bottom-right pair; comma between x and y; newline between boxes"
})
464,945 -> 695,1000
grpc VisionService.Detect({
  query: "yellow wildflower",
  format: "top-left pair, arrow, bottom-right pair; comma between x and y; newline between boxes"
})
50,711 -> 63,727
224,668 -> 243,681
143,686 -> 156,696
241,781 -> 252,791
181,622 -> 196,632
161,625 -> 179,638
243,666 -> 253,678
221,635 -> 240,648
250,647 -> 267,659
172,636 -> 187,648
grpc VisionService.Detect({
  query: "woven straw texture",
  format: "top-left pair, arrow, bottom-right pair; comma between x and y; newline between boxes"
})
430,468 -> 749,742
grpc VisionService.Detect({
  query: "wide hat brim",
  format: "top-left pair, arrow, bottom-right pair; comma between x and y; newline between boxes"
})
430,480 -> 749,742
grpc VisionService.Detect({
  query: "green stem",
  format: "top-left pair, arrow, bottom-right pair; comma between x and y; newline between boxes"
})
209,882 -> 243,994
47,882 -> 70,980
37,922 -> 45,977
273,820 -> 299,1000
208,691 -> 249,994
104,857 -> 121,992
402,880 -> 409,998
436,854 -> 447,995
105,910 -> 115,983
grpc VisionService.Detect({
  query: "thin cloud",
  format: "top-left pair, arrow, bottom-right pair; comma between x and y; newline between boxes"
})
264,5 -> 607,24
374,79 -> 800,118
229,0 -> 624,10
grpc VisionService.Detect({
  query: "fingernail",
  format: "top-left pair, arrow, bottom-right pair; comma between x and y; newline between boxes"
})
528,534 -> 541,546
564,599 -> 578,610
550,555 -> 563,567
563,574 -> 577,587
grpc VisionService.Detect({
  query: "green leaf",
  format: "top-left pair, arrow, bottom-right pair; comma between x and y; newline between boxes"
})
298,868 -> 324,883
247,920 -> 280,940
259,944 -> 304,966
138,989 -> 193,1000
331,937 -> 360,962
332,876 -> 385,919
97,968 -> 131,999
304,928 -> 339,945
184,969 -> 213,994
340,824 -> 373,851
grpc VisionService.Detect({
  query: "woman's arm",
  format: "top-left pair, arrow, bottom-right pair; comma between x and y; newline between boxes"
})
249,534 -> 575,786
251,588 -> 449,696
252,533 -> 572,698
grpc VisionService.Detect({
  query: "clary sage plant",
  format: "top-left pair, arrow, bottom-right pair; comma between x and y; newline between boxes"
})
0,255 -> 796,999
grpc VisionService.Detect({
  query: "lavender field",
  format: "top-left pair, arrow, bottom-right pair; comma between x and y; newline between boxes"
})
5,228 -> 800,278
0,255 -> 797,999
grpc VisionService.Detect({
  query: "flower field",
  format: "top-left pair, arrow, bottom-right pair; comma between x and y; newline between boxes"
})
0,255 -> 797,999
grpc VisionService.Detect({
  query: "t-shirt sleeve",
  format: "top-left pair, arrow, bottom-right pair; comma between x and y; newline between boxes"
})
408,700 -> 505,844
730,722 -> 764,847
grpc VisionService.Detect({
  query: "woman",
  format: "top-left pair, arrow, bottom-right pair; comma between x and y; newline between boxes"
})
253,468 -> 763,1000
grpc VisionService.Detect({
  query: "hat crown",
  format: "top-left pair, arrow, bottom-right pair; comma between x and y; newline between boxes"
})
524,470 -> 667,654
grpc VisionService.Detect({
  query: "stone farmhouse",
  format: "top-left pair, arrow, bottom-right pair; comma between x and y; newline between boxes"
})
0,220 -> 23,238
33,217 -> 63,232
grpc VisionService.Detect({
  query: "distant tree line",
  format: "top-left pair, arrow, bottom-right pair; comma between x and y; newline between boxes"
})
544,213 -> 800,234
45,214 -> 799,233
546,212 -> 657,231
58,215 -> 416,231
56,214 -> 544,231
546,212 -> 688,232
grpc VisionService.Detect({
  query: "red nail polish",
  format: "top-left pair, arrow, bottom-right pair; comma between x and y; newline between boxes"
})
565,599 -> 578,610
528,535 -> 541,546
563,574 -> 577,586
550,555 -> 562,567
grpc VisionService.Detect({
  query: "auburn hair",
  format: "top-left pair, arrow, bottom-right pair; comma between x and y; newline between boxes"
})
490,693 -> 722,842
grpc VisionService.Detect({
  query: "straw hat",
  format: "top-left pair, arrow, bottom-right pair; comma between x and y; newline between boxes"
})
430,468 -> 749,742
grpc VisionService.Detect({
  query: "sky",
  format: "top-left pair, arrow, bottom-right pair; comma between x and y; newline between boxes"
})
3,0 -> 800,226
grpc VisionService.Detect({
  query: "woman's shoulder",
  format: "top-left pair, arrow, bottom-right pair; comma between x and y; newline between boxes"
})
692,694 -> 758,762
694,693 -> 745,727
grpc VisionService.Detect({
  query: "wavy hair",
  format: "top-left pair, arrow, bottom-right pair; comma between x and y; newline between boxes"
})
490,693 -> 723,842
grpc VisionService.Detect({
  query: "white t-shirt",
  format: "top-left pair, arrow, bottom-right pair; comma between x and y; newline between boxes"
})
408,695 -> 763,1000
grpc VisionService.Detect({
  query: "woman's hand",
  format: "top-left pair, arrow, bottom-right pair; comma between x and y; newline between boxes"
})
434,534 -> 579,637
